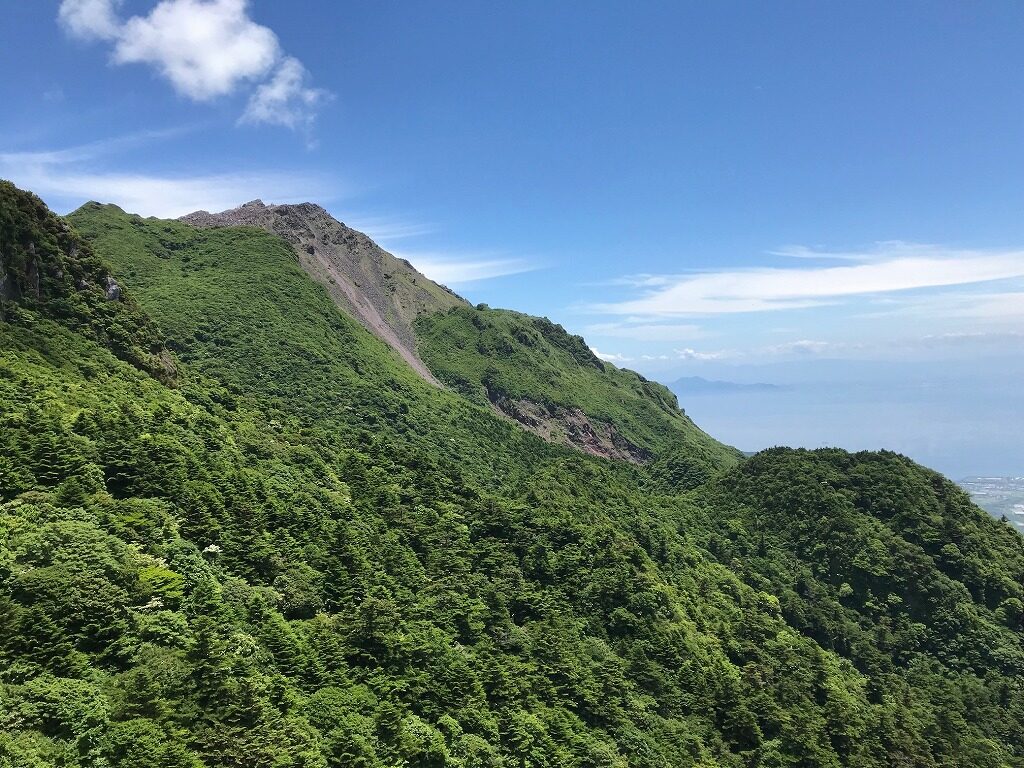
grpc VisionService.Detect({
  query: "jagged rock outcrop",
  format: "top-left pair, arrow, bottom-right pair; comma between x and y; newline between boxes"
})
0,181 -> 176,383
181,200 -> 465,384
488,392 -> 650,462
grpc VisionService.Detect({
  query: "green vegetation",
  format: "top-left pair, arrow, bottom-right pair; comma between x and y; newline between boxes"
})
0,182 -> 1021,767
179,200 -> 466,380
697,448 -> 1024,764
0,182 -> 173,382
415,305 -> 738,468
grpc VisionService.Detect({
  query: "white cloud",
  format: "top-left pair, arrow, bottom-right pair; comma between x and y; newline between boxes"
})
0,127 -> 194,167
115,0 -> 279,100
584,321 -> 704,341
770,244 -> 880,261
862,290 -> 1024,322
597,242 -> 1024,316
59,0 -> 123,39
762,339 -> 842,356
602,273 -> 678,288
0,133 -> 331,217
958,292 -> 1024,319
917,330 -> 1024,346
396,252 -> 536,286
339,215 -> 435,244
590,347 -> 632,364
8,168 -> 329,219
669,332 -> 1024,364
57,0 -> 328,129
675,347 -> 730,361
240,56 -> 330,132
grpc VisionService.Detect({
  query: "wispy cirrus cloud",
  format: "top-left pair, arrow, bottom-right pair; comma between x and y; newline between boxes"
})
340,215 -> 436,245
395,251 -> 537,286
657,331 -> 1024,365
0,131 -> 333,217
58,0 -> 330,136
861,290 -> 1024,322
0,127 -> 194,166
917,330 -> 1024,346
596,242 -> 1024,316
584,321 -> 705,341
769,244 -> 881,261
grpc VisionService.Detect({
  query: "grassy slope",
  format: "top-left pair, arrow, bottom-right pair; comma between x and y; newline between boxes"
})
66,203 -> 574,492
415,305 -> 740,468
0,187 -> 1020,766
180,201 -> 466,382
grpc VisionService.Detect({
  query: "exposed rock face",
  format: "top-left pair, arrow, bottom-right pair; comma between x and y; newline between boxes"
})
181,201 -> 466,384
102,275 -> 121,301
0,182 -> 176,383
488,391 -> 650,463
0,271 -> 19,302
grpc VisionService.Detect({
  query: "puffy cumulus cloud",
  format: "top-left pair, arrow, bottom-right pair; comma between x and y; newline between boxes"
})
240,56 -> 331,131
57,0 -> 329,130
763,339 -> 836,356
675,347 -> 729,361
115,0 -> 279,100
59,0 -> 123,39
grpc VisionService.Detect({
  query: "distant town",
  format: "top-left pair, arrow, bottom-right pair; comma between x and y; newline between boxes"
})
961,476 -> 1024,533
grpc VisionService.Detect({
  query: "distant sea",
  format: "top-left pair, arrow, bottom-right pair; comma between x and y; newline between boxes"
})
959,477 -> 1024,532
665,359 -> 1023,480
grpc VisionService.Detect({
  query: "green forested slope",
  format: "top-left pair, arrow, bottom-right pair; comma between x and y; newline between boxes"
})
0,183 -> 1021,767
415,305 -> 738,468
0,181 -> 174,382
66,202 -> 562,489
696,448 -> 1024,764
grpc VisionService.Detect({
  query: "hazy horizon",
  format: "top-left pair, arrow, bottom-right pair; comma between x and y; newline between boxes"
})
657,356 -> 1023,479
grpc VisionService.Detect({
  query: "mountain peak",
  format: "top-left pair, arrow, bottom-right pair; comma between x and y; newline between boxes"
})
179,200 -> 465,383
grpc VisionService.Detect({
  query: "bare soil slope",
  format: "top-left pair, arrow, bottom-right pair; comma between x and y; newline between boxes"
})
181,200 -> 465,383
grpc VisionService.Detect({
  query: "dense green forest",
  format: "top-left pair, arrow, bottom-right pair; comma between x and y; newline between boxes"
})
415,306 -> 738,468
1,180 -> 1022,767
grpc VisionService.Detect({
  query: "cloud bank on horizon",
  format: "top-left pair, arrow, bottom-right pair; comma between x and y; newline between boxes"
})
58,0 -> 329,133
583,242 -> 1024,366
595,243 -> 1024,316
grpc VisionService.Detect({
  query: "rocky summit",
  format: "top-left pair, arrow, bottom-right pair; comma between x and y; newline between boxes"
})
182,200 -> 465,384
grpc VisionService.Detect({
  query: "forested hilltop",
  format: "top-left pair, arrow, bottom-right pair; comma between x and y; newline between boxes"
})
1,179 -> 1022,767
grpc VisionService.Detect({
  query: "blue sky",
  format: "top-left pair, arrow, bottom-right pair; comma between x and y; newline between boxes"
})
2,1 -> 1023,475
